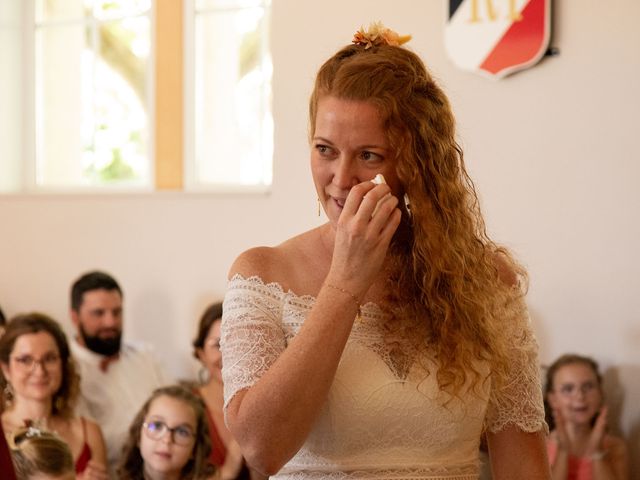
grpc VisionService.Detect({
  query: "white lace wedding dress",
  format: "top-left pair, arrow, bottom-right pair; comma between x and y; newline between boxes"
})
221,275 -> 546,479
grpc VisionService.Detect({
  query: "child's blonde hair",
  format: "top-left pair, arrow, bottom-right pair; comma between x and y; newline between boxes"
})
9,425 -> 75,479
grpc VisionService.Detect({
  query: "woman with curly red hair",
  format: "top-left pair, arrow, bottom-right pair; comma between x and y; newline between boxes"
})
221,22 -> 550,479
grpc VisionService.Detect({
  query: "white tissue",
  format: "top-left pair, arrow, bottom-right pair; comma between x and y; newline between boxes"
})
370,174 -> 389,217
371,173 -> 386,185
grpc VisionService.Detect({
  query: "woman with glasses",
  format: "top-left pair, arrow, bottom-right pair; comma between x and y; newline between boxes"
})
192,303 -> 263,480
117,385 -> 215,480
544,354 -> 629,479
0,312 -> 108,480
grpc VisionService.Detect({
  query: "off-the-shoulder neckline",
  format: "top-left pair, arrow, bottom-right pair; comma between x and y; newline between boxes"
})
228,273 -> 385,312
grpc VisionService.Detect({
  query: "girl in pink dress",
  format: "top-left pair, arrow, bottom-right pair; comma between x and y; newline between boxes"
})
545,354 -> 629,479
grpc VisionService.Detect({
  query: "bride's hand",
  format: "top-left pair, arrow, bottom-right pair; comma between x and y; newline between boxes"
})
327,180 -> 401,298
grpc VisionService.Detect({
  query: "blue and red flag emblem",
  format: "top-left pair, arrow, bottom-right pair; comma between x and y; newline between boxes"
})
445,0 -> 551,78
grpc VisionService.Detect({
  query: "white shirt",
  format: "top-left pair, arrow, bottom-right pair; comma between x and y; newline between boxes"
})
71,339 -> 172,467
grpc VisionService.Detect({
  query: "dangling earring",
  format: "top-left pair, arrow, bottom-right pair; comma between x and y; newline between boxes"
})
54,395 -> 65,414
3,383 -> 14,408
317,198 -> 321,217
403,194 -> 412,218
198,367 -> 211,386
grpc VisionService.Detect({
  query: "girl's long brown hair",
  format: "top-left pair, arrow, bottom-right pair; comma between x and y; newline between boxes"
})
117,385 -> 216,480
310,43 -> 528,396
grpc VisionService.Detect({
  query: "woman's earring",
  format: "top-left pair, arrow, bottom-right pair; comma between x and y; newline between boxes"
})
403,194 -> 412,218
317,198 -> 321,217
54,395 -> 65,413
3,383 -> 14,408
198,367 -> 211,385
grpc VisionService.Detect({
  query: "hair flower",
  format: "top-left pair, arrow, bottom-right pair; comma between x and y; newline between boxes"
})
352,22 -> 412,49
8,421 -> 50,449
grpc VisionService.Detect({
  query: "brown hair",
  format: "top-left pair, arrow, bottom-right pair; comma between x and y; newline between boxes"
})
310,41 -> 526,395
117,385 -> 215,480
70,270 -> 122,311
9,426 -> 74,479
0,313 -> 80,417
543,353 -> 603,429
192,302 -> 223,360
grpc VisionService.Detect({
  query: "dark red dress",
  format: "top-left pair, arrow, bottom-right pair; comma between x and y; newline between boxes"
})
74,417 -> 92,474
0,422 -> 17,480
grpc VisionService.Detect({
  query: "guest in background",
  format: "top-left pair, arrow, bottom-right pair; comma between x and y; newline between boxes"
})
0,305 -> 7,337
69,270 -> 171,468
545,354 -> 629,479
8,425 -> 76,480
193,303 -> 261,480
0,313 -> 107,479
117,385 -> 215,480
1,419 -> 17,480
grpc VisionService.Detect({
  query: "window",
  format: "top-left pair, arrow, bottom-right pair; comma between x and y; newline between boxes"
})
186,0 -> 273,190
0,1 -> 23,192
0,0 -> 273,193
34,0 -> 152,190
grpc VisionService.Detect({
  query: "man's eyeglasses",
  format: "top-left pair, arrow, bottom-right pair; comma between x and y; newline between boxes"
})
142,420 -> 195,446
11,353 -> 61,372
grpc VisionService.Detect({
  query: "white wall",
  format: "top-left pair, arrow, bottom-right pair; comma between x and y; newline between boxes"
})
1,0 -> 638,473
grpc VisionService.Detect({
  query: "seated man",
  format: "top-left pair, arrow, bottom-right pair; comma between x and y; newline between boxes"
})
69,270 -> 171,469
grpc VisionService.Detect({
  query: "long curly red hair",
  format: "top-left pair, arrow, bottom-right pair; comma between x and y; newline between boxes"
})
310,43 -> 528,396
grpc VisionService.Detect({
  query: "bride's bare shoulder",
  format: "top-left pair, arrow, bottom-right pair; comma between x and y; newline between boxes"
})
228,227 -> 325,284
228,246 -> 283,281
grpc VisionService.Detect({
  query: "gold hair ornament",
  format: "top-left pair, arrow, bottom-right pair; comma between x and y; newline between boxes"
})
352,22 -> 412,49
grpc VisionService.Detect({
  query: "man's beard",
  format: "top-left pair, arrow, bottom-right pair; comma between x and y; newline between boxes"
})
79,323 -> 122,357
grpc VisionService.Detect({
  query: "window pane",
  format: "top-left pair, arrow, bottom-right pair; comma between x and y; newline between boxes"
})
36,24 -> 85,185
36,0 -> 151,23
196,0 -> 265,10
35,6 -> 151,188
84,18 -> 150,185
93,0 -> 151,21
194,4 -> 273,187
36,0 -> 86,23
0,1 -> 23,192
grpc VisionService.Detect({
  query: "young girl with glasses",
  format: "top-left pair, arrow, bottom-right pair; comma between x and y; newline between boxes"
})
118,385 -> 216,480
0,313 -> 108,480
544,354 -> 629,479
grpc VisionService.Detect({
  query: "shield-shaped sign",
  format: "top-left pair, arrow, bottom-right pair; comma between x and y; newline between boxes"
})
444,0 -> 551,79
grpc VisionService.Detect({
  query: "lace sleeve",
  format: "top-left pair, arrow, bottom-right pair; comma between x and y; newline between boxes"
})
220,275 -> 287,411
484,293 -> 548,434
